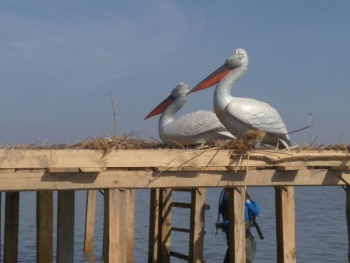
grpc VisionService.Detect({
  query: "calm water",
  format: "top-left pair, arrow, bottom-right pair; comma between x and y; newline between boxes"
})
0,186 -> 347,262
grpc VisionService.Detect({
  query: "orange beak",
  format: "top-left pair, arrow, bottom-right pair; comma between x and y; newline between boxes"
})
144,95 -> 175,120
188,64 -> 232,94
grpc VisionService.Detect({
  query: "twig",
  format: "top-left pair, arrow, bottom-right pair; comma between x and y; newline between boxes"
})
0,141 -> 10,149
125,131 -> 140,140
338,128 -> 346,143
344,145 -> 349,157
141,128 -> 162,144
173,141 -> 186,149
109,91 -> 117,138
32,136 -> 49,147
309,135 -> 318,148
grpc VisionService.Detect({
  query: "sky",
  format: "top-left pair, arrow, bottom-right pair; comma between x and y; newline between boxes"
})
0,0 -> 349,147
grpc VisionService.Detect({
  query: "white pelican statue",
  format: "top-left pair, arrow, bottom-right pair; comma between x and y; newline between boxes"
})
144,82 -> 234,146
188,48 -> 291,149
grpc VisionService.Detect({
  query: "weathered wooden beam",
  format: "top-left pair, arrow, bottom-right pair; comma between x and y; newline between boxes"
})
103,188 -> 126,263
84,190 -> 96,253
158,189 -> 172,263
275,187 -> 296,263
189,188 -> 207,263
126,189 -> 135,263
0,149 -> 349,169
4,192 -> 19,263
228,187 -> 246,263
148,189 -> 160,263
0,170 -> 349,190
37,191 -> 53,263
57,191 -> 75,263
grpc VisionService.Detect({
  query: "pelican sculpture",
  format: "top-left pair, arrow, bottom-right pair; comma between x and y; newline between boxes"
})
144,82 -> 234,146
188,48 -> 291,149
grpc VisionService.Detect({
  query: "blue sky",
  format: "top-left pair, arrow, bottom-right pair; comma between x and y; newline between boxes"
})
1,0 -> 349,146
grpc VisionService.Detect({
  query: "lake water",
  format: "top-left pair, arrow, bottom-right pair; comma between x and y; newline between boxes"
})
0,186 -> 347,262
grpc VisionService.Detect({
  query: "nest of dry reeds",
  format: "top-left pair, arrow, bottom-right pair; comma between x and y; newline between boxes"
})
1,130 -> 349,153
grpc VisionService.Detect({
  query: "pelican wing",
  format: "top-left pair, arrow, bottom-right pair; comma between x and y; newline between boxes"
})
167,110 -> 229,136
163,110 -> 232,138
226,98 -> 290,139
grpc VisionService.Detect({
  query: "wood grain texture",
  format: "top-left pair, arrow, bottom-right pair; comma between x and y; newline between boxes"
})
84,190 -> 96,253
37,191 -> 53,263
275,187 -> 296,263
57,191 -> 75,263
4,192 -> 19,263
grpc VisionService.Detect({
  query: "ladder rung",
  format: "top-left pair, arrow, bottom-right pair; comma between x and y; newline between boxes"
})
172,227 -> 207,235
172,227 -> 190,233
170,251 -> 189,261
172,202 -> 210,210
172,202 -> 191,209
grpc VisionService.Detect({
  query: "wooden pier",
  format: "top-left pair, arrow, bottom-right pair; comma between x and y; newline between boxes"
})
0,148 -> 349,262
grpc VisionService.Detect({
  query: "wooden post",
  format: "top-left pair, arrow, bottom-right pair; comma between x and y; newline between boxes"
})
84,190 -> 97,253
57,191 -> 75,263
189,188 -> 207,263
37,191 -> 53,263
4,192 -> 20,263
126,189 -> 135,263
346,185 -> 350,262
103,188 -> 127,263
228,187 -> 245,263
275,186 -> 296,263
0,192 -> 2,262
158,189 -> 172,263
148,189 -> 160,263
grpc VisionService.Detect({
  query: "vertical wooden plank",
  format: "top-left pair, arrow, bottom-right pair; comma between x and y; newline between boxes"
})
189,188 -> 207,263
148,189 -> 160,263
126,189 -> 135,263
4,192 -> 20,263
0,192 -> 2,262
347,185 -> 350,262
158,188 -> 172,263
228,187 -> 245,263
37,191 -> 53,263
84,190 -> 96,253
275,186 -> 296,263
57,191 -> 75,263
103,188 -> 127,263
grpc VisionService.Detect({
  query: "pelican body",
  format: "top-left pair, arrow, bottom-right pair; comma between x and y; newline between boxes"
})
189,49 -> 291,149
145,82 -> 234,146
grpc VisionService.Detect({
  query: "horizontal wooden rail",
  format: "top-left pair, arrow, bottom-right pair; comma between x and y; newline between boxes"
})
0,170 -> 349,190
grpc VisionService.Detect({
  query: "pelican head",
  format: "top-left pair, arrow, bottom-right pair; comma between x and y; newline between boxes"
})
225,48 -> 249,69
171,81 -> 189,98
188,48 -> 249,94
144,82 -> 189,120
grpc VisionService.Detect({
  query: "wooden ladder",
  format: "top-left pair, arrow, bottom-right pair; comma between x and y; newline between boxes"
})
148,188 -> 209,263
